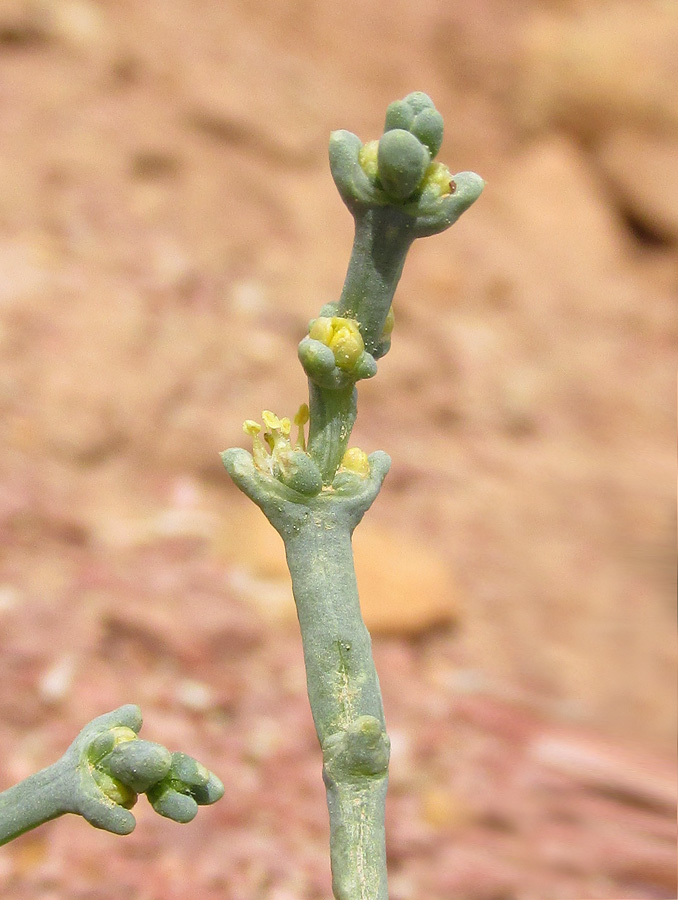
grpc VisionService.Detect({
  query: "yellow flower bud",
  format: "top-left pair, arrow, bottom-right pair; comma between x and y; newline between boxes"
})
308,316 -> 364,373
108,727 -> 138,747
358,140 -> 379,180
308,317 -> 334,345
422,162 -> 455,198
341,447 -> 370,477
328,318 -> 364,371
381,306 -> 395,338
93,769 -> 137,809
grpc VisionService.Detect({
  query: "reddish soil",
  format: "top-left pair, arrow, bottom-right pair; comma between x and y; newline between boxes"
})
0,1 -> 675,898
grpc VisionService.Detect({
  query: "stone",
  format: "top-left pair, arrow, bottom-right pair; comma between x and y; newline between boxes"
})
0,1 -> 41,44
102,592 -> 263,666
516,1 -> 678,137
420,786 -> 472,830
495,136 -> 628,279
596,129 -> 678,242
529,731 -> 678,812
0,0 -> 113,58
39,0 -> 109,55
181,28 -> 326,166
353,522 -> 458,636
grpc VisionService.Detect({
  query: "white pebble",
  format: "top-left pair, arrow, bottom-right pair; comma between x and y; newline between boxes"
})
175,679 -> 215,712
39,654 -> 76,703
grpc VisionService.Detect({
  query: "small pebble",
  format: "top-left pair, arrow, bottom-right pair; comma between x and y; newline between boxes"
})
0,584 -> 19,613
175,679 -> 215,712
39,654 -> 76,703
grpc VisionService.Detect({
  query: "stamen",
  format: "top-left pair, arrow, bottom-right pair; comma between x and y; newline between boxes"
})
242,419 -> 268,470
294,403 -> 310,451
243,420 -> 261,437
262,410 -> 280,431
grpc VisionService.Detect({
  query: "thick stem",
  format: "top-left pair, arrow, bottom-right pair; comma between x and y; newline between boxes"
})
307,382 -> 357,485
337,209 -> 414,354
284,516 -> 386,737
305,211 -> 414,487
0,761 -> 69,845
223,91 -> 484,900
283,513 -> 389,900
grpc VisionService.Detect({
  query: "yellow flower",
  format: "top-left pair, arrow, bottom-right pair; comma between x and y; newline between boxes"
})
309,316 -> 364,372
421,161 -> 456,198
340,447 -> 370,477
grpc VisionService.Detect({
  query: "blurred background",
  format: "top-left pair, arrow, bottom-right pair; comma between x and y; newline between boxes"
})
0,0 -> 675,898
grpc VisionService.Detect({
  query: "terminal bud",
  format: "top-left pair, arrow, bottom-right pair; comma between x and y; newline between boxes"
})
377,129 -> 430,200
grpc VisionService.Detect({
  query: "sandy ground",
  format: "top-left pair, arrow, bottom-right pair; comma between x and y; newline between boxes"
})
0,1 -> 676,897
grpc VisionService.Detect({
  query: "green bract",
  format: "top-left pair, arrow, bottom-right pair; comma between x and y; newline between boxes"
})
377,128 -> 430,200
384,91 -> 444,157
274,447 -> 324,496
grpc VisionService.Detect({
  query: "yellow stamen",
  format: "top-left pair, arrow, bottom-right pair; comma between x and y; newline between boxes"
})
243,419 -> 261,437
294,404 -> 309,450
294,404 -> 309,427
243,421 -> 269,469
262,410 -> 280,431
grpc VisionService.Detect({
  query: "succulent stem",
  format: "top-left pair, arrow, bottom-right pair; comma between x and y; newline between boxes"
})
284,514 -> 389,900
337,209 -> 414,356
307,381 -> 357,484
0,761 -> 70,845
223,90 -> 483,900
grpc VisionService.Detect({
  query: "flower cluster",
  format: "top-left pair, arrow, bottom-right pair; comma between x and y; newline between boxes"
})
86,719 -> 223,825
329,91 -> 484,240
242,406 -> 373,495
357,91 -> 456,204
299,314 -> 378,387
243,407 -> 323,496
309,316 -> 365,372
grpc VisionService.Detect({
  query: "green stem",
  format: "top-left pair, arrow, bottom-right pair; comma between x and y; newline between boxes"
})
307,382 -> 357,484
306,209 -> 413,486
337,209 -> 414,354
0,761 -> 69,845
0,705 -> 224,845
223,91 -> 484,900
283,509 -> 389,900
